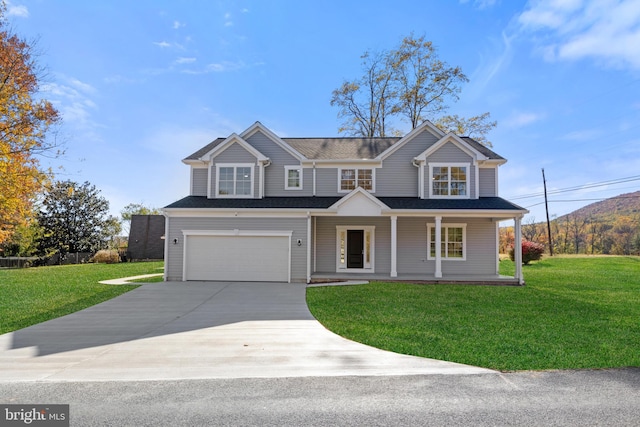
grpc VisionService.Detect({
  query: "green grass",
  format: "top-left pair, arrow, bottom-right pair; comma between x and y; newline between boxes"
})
307,256 -> 640,371
0,262 -> 164,334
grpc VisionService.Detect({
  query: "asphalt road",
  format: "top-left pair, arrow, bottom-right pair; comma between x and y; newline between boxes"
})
2,369 -> 639,426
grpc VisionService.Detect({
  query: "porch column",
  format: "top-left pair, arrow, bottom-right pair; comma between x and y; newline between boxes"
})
390,215 -> 398,277
435,216 -> 442,278
514,216 -> 523,284
306,212 -> 312,283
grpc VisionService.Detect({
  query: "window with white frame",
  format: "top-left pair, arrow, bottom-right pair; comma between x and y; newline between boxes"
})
339,168 -> 374,192
285,165 -> 302,190
427,223 -> 466,260
429,163 -> 470,198
216,163 -> 254,197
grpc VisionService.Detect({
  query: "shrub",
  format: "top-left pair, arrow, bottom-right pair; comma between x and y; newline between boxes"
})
91,249 -> 120,264
509,240 -> 544,265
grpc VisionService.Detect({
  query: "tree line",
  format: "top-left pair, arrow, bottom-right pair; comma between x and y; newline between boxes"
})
500,214 -> 640,256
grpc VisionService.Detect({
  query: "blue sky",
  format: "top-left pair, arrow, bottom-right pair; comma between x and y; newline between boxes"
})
7,0 -> 640,222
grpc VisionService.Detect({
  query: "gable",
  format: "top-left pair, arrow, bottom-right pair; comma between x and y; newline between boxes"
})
427,141 -> 474,163
330,188 -> 389,216
415,134 -> 487,164
214,142 -> 261,163
378,121 -> 445,160
240,122 -> 305,161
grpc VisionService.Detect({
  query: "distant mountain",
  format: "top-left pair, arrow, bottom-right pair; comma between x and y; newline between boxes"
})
558,191 -> 640,221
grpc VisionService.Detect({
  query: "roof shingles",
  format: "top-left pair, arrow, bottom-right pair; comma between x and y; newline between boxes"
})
165,196 -> 525,211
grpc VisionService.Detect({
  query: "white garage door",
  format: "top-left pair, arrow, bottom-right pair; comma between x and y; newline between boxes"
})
184,234 -> 290,282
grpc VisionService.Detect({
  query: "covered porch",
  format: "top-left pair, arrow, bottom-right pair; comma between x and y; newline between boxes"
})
309,272 -> 522,286
306,190 -> 527,285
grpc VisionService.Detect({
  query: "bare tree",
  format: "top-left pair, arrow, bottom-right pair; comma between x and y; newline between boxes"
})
330,34 -> 496,144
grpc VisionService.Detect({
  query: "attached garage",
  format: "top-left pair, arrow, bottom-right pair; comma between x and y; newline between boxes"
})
182,230 -> 292,282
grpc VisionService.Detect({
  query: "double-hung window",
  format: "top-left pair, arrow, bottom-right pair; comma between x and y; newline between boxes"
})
427,223 -> 466,260
429,163 -> 470,198
285,166 -> 303,190
216,163 -> 254,197
339,168 -> 374,192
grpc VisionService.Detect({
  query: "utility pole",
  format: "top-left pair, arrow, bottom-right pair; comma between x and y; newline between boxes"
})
542,168 -> 554,256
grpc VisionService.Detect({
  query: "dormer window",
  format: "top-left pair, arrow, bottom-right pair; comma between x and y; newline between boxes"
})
339,168 -> 374,192
216,163 -> 254,197
429,163 -> 469,198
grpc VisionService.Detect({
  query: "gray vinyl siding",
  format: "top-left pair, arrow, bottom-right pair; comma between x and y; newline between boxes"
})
245,131 -> 312,197
314,217 -> 391,274
425,142 -> 476,199
210,144 -> 259,198
376,129 -> 440,197
442,218 -> 497,276
165,217 -> 308,282
315,168 -> 339,196
397,217 -> 497,276
191,168 -> 208,196
479,167 -> 497,197
396,217 -> 430,274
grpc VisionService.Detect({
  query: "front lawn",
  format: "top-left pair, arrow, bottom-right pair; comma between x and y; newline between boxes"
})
306,256 -> 640,371
0,262 -> 164,334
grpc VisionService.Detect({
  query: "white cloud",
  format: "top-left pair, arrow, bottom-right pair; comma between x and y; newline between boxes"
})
560,128 -> 603,140
174,57 -> 196,64
517,0 -> 640,70
502,111 -> 546,128
181,60 -> 247,74
42,76 -> 100,134
173,21 -> 185,30
153,41 -> 172,48
6,2 -> 29,17
224,12 -> 233,26
461,0 -> 498,9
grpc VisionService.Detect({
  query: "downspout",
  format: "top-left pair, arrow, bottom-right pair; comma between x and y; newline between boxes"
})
260,160 -> 271,199
312,161 -> 316,196
412,159 -> 423,199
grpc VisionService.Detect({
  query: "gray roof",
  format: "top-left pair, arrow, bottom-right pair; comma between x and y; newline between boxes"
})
184,135 -> 504,162
165,196 -> 526,211
284,137 -> 399,160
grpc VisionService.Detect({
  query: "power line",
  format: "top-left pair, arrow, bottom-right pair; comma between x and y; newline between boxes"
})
524,194 -> 640,209
508,175 -> 640,201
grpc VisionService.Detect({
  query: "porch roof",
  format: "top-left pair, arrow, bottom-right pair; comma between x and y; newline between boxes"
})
164,196 -> 526,212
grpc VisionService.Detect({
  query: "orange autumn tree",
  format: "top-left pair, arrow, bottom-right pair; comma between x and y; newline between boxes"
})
0,3 -> 61,245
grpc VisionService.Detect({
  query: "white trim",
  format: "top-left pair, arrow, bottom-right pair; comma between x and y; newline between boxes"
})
163,214 -> 169,281
514,216 -> 524,284
284,165 -> 303,190
306,213 -> 311,283
390,216 -> 397,277
336,225 -> 375,273
495,221 -> 500,275
337,167 -> 376,193
215,163 -> 255,198
182,229 -> 293,237
427,222 -> 467,261
428,163 -> 471,199
312,162 -> 317,196
434,216 -> 442,278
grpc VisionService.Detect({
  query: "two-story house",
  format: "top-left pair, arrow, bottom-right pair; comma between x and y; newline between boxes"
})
163,121 -> 528,284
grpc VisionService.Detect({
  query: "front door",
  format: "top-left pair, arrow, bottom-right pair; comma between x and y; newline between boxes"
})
347,230 -> 364,268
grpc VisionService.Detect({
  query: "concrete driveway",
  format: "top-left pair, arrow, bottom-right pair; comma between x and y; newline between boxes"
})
0,282 -> 495,382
